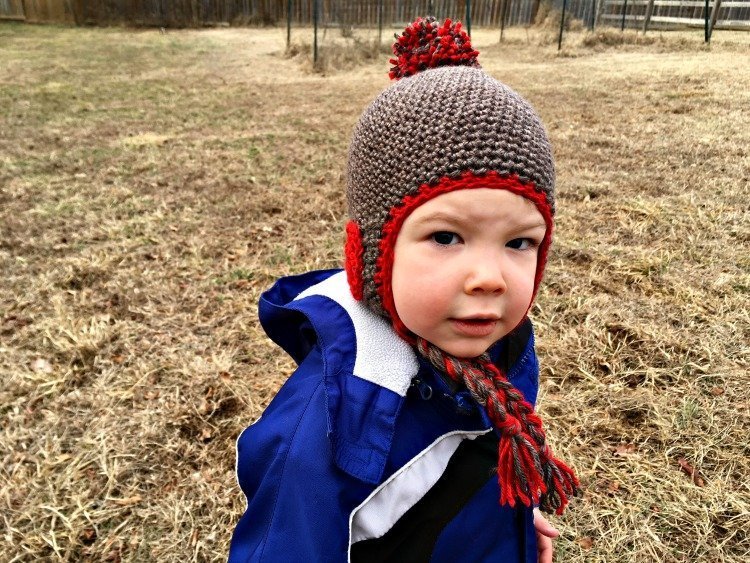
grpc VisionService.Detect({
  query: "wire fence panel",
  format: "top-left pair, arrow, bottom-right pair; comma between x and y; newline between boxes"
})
597,0 -> 750,30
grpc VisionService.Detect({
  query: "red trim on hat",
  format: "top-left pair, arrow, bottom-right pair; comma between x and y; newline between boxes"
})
374,171 -> 554,342
344,220 -> 365,301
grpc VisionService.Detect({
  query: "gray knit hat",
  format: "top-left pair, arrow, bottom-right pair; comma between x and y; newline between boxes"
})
344,19 -> 556,340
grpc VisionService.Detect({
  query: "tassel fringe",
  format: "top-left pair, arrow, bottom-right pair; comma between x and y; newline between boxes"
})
417,337 -> 579,514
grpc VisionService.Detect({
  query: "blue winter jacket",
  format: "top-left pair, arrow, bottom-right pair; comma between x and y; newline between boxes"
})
229,269 -> 541,562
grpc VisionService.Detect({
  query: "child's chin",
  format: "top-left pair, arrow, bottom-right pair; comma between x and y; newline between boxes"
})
439,339 -> 494,360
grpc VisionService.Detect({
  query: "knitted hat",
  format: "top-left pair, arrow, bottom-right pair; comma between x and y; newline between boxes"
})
345,19 -> 555,339
344,18 -> 578,514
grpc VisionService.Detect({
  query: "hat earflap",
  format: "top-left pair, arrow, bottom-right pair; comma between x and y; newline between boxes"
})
344,220 -> 365,302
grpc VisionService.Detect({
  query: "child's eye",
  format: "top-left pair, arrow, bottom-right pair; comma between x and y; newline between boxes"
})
506,238 -> 535,250
431,231 -> 462,246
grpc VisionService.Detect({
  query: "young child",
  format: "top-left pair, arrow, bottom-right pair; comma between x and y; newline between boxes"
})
229,18 -> 578,563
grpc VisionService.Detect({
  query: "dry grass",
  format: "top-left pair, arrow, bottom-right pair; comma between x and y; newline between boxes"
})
1,22 -> 749,562
285,31 -> 392,74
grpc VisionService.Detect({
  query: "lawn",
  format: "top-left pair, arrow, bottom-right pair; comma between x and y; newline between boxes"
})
1,21 -> 749,561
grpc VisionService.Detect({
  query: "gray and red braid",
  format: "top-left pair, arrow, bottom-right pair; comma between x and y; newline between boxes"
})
344,17 -> 578,514
417,337 -> 579,515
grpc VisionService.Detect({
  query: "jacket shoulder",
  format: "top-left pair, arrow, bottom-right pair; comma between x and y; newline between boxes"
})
257,270 -> 420,485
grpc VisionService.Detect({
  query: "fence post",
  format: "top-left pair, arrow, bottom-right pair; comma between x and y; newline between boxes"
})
620,0 -> 628,31
466,0 -> 472,37
704,0 -> 709,41
287,0 -> 292,49
499,0 -> 507,41
378,0 -> 383,45
558,0 -> 568,50
643,0 -> 655,33
708,0 -> 723,40
313,0 -> 319,66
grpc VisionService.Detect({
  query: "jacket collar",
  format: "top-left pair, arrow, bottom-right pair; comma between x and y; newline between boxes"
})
258,269 -> 538,484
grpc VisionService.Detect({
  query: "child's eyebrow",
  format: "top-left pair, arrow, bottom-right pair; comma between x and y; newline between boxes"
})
511,218 -> 548,231
411,211 -> 464,226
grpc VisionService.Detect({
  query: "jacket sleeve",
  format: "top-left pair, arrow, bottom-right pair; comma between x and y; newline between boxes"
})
228,346 -> 370,563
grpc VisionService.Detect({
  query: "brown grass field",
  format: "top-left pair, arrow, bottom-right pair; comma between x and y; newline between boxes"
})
1,21 -> 749,562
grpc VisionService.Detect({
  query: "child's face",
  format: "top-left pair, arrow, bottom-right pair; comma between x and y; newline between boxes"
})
391,188 -> 546,358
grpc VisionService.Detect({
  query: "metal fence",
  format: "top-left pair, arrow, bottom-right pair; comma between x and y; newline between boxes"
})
597,0 -> 750,30
0,1 -> 531,26
1,0 -> 748,30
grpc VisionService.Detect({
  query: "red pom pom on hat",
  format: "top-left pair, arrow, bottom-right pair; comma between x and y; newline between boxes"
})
389,17 -> 480,80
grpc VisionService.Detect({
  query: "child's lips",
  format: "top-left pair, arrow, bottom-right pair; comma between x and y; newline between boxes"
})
450,317 -> 500,337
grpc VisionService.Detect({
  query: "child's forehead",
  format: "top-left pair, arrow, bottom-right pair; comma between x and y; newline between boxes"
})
408,188 -> 544,225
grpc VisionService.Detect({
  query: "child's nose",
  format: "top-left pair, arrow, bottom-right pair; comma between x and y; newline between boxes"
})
464,256 -> 508,295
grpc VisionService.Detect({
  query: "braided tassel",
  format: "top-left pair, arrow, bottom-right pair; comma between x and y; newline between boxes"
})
417,338 -> 579,514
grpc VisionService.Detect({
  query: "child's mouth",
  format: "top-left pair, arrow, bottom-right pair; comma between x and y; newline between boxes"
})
450,318 -> 499,337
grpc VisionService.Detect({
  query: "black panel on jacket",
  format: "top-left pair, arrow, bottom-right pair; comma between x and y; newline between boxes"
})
350,432 -> 499,563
